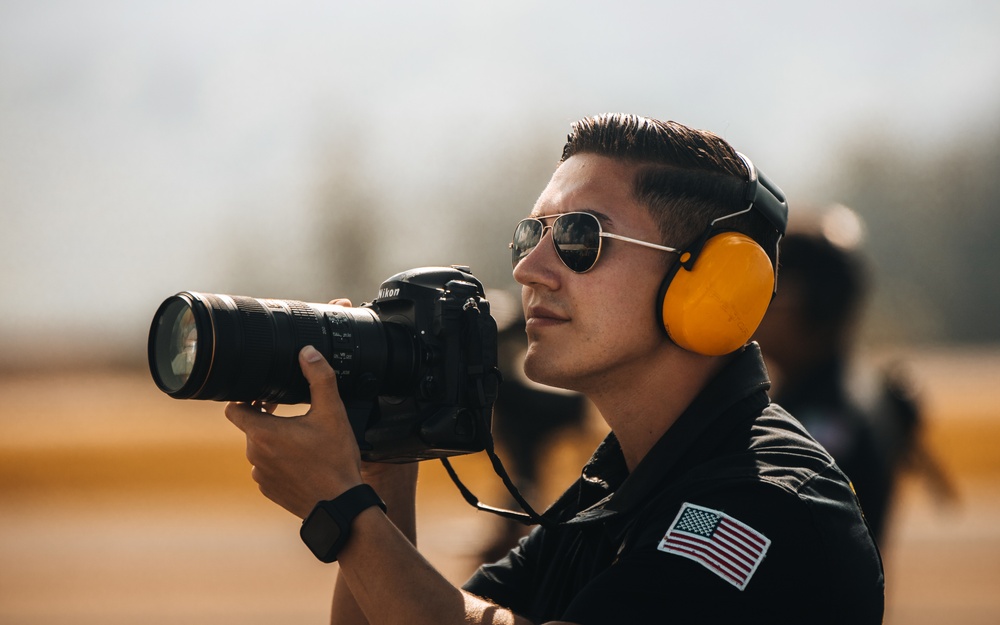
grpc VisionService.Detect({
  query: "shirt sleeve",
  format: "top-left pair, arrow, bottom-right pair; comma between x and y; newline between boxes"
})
462,526 -> 545,617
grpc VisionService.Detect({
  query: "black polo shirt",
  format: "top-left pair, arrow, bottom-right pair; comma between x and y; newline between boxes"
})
463,344 -> 884,624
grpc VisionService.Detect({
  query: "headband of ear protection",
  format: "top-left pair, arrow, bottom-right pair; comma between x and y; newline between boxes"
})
658,153 -> 788,356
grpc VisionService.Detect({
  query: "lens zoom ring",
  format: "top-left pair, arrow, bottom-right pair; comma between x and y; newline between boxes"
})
232,296 -> 274,397
289,301 -> 326,350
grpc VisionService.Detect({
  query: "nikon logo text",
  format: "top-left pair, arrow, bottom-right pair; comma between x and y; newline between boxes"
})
378,288 -> 400,299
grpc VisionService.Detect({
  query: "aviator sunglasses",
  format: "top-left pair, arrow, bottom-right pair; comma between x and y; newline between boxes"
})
510,211 -> 679,273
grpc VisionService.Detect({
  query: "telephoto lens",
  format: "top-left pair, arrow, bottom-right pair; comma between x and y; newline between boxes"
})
148,292 -> 412,405
147,266 -> 501,462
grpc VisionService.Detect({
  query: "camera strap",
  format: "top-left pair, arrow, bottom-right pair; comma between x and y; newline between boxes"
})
439,444 -> 557,529
438,299 -> 557,530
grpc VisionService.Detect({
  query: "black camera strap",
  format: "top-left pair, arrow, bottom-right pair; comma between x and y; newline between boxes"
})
440,443 -> 557,529
440,298 -> 557,530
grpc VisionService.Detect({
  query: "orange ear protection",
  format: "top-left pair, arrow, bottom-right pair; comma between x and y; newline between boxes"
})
658,153 -> 788,356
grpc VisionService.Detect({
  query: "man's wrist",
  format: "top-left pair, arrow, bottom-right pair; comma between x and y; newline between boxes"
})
300,484 -> 387,563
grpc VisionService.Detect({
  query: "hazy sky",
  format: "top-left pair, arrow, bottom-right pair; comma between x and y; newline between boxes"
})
2,0 -> 999,365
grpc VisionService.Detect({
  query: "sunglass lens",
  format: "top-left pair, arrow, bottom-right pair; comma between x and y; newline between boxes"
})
511,218 -> 543,269
552,213 -> 601,272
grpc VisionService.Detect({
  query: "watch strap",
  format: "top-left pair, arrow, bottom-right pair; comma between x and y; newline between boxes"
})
300,484 -> 386,563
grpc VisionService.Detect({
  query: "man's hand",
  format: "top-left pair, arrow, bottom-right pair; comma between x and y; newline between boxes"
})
225,344 -> 364,518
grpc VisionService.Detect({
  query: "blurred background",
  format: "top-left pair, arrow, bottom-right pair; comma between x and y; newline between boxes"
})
2,1 -> 999,623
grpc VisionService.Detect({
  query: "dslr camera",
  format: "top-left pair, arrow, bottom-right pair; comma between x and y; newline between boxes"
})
147,266 -> 500,463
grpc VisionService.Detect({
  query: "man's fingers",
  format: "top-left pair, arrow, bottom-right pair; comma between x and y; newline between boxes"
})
299,345 -> 342,409
226,346 -> 343,429
252,400 -> 278,414
225,401 -> 271,432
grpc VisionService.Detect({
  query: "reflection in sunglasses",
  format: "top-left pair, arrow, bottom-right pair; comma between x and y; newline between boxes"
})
510,212 -> 678,274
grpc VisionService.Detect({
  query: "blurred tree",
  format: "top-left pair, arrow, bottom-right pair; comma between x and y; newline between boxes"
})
221,140 -> 388,304
445,133 -> 560,293
301,125 -> 561,302
829,119 -> 1000,344
305,139 -> 388,305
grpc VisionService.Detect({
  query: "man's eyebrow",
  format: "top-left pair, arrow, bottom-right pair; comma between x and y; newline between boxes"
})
586,209 -> 613,225
573,208 -> 615,229
530,209 -> 615,225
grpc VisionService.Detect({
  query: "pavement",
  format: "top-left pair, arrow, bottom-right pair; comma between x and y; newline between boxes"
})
2,347 -> 999,624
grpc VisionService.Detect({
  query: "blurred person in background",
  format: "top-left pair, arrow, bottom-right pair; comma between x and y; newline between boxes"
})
226,114 -> 885,624
752,205 -> 947,542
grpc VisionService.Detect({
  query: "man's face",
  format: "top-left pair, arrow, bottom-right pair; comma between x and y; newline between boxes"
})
512,153 -> 675,393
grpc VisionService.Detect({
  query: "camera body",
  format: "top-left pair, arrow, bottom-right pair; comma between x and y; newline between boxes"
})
148,266 -> 501,462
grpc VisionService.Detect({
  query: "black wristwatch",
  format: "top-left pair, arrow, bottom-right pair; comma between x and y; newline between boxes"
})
300,484 -> 387,563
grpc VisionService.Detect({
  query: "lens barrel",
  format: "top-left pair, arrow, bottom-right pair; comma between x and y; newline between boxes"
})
148,292 -> 415,404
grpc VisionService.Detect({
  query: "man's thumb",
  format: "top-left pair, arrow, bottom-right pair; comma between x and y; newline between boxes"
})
299,345 -> 340,407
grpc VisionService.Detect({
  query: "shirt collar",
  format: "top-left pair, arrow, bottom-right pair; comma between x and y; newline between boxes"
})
560,343 -> 772,525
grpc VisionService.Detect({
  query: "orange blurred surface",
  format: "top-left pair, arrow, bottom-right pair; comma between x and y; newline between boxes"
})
2,347 -> 999,624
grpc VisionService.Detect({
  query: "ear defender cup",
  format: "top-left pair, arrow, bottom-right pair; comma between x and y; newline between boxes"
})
659,232 -> 775,356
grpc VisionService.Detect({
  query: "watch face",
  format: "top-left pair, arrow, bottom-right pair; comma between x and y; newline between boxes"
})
301,507 -> 344,560
300,485 -> 385,563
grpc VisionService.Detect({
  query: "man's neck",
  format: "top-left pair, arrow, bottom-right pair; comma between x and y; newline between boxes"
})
586,350 -> 730,472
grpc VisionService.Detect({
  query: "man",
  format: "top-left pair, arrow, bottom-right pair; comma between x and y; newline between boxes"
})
226,113 -> 885,624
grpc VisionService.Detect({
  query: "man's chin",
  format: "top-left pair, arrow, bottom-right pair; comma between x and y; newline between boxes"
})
522,354 -> 578,394
522,352 -> 552,384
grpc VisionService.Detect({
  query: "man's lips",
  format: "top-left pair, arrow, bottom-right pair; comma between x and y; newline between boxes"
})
525,305 -> 569,327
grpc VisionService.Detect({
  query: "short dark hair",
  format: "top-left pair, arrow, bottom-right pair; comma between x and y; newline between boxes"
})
561,113 -> 781,266
778,231 -> 869,333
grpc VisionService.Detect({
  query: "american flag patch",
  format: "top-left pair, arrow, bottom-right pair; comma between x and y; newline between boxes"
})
657,502 -> 770,591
